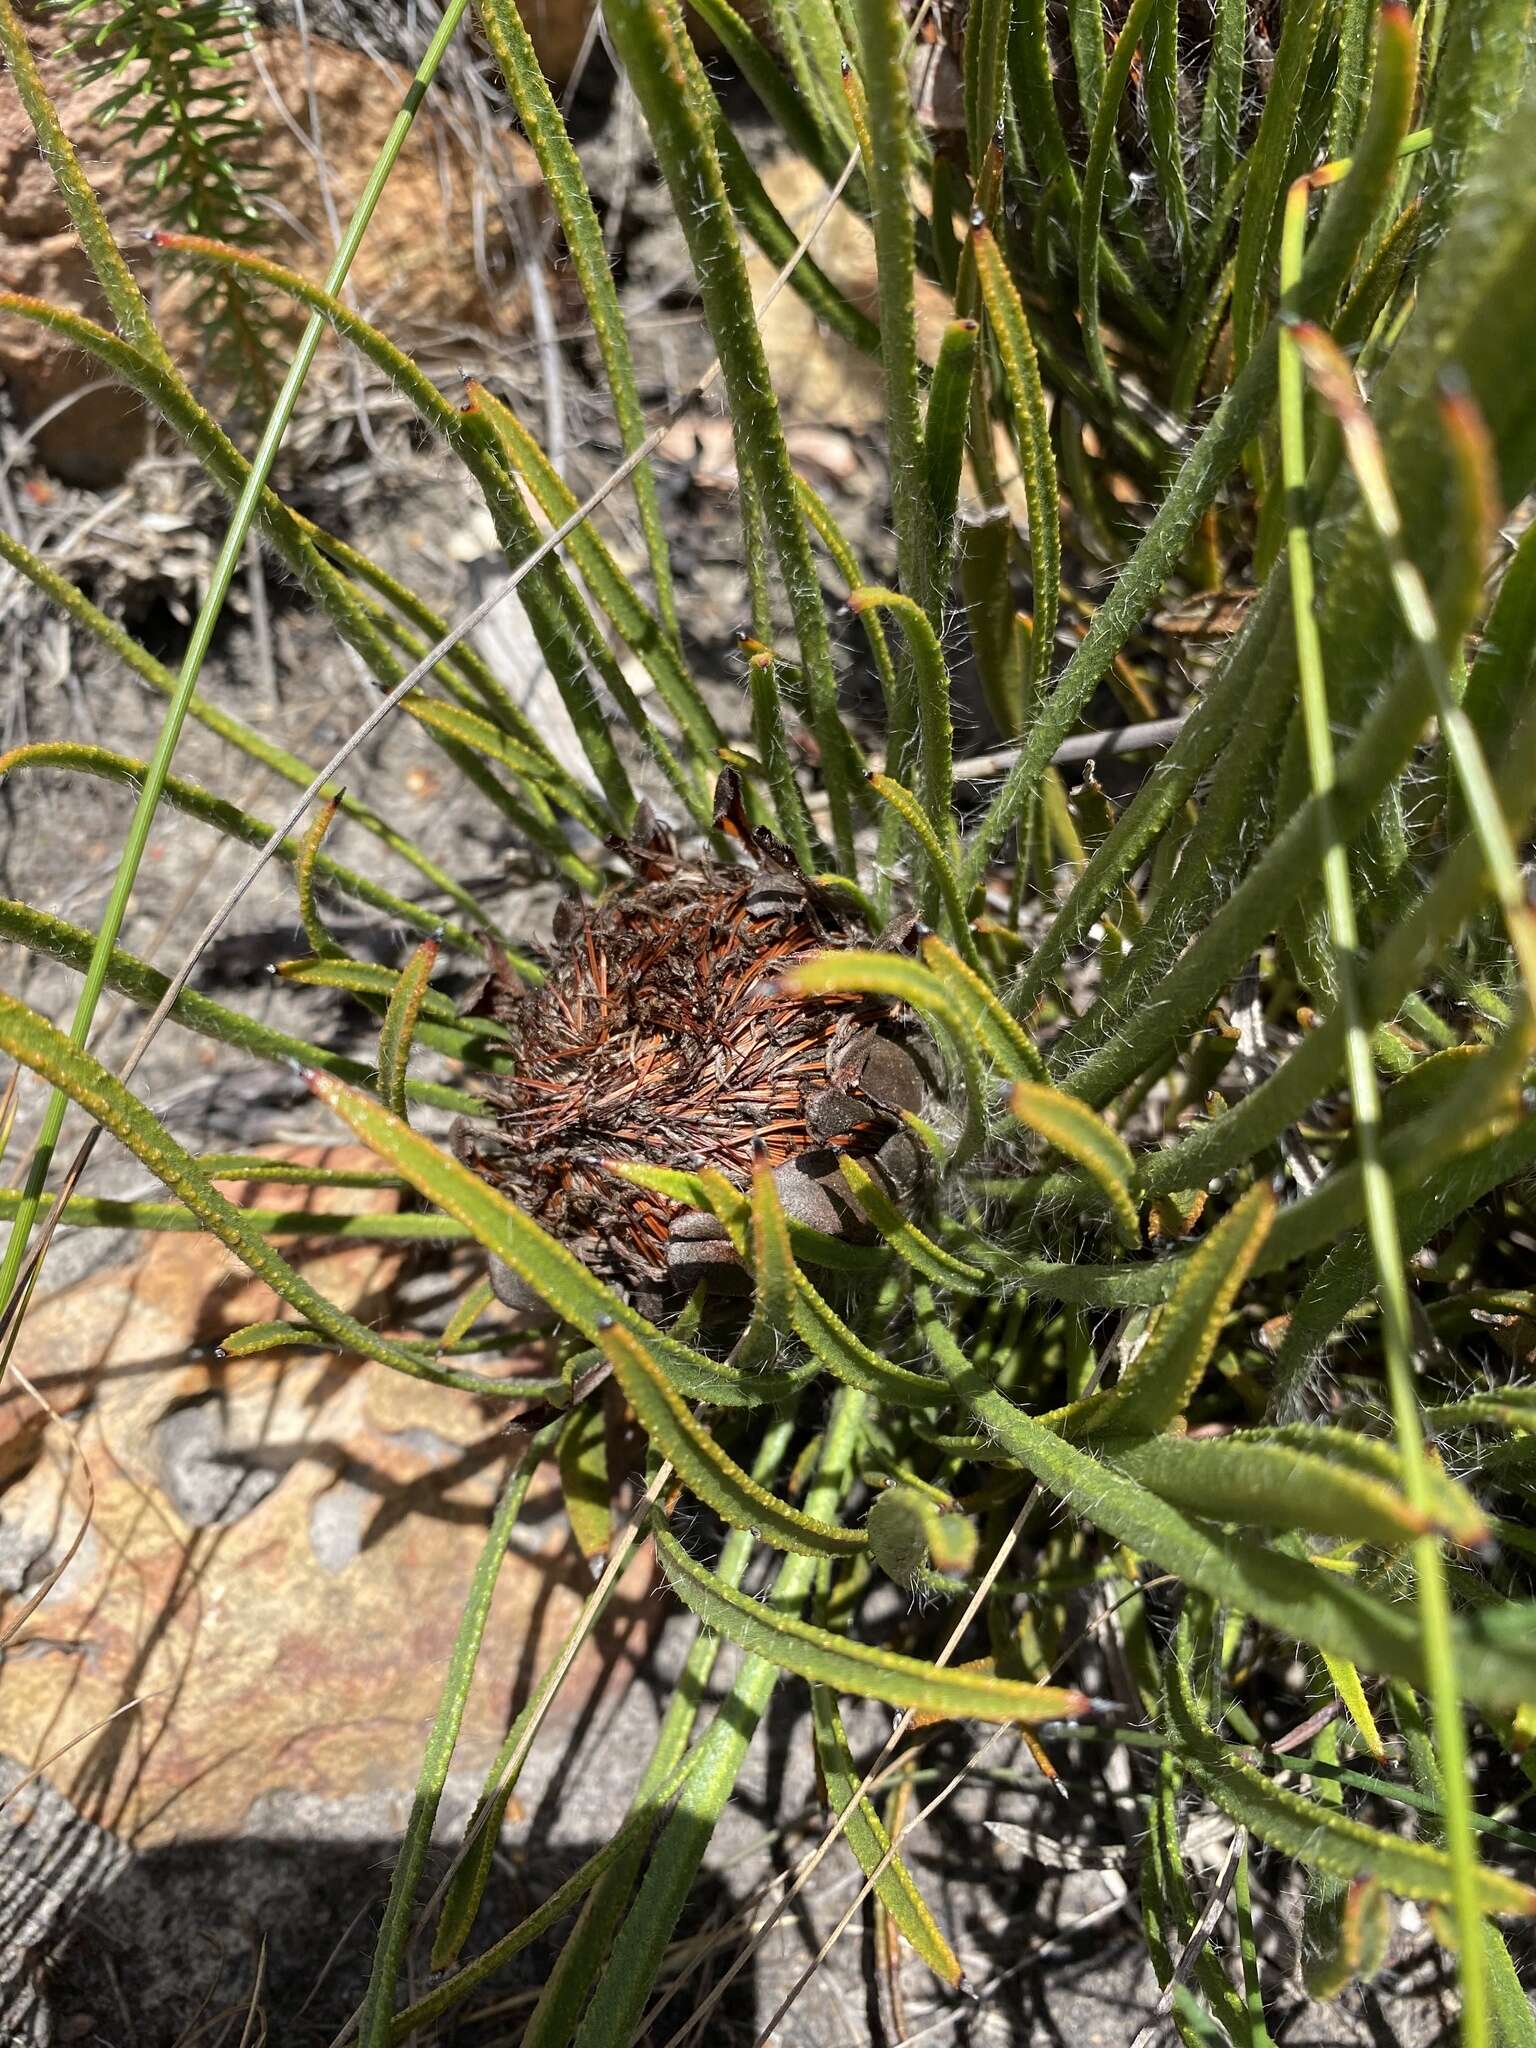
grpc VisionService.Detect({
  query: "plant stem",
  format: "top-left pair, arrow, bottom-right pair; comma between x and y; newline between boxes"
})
1276,177 -> 1487,2048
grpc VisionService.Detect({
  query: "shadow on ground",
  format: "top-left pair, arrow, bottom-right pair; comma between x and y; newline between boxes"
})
10,1816 -> 759,2045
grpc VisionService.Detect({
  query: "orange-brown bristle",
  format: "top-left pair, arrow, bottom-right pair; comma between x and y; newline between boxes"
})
453,856 -> 902,1293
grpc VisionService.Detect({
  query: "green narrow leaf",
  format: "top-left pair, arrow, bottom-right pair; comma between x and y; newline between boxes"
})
0,526 -> 488,927
972,221 -> 1061,695
920,933 -> 1048,1081
1090,1181 -> 1274,1434
918,1288 -> 1536,1706
0,897 -> 479,1114
810,1685 -> 963,1986
512,1421 -> 796,2040
1229,0 -> 1326,379
397,1743 -> 706,2038
1078,0 -> 1158,396
0,1192 -> 472,1245
473,0 -> 680,640
463,379 -> 722,775
923,318 -> 980,589
0,743 -> 479,951
964,1 -> 1419,893
1167,1658 -> 1535,1916
1320,1651 -> 1388,1762
358,1424 -> 557,2046
962,0 -> 1011,179
0,0 -> 171,367
0,0 -> 481,1331
599,1322 -> 865,1557
604,0 -> 856,866
1103,1434 -> 1437,1548
789,1270 -> 949,1407
838,1155 -> 987,1289
571,1393 -> 868,2048
866,772 -> 976,962
851,0 -> 937,617
1007,0 -> 1080,206
713,116 -> 883,358
748,1155 -> 797,1335
1009,1079 -> 1140,1249
276,957 -> 506,1031
295,793 -> 347,959
558,1399 -> 613,1563
850,594 -> 956,870
686,0 -> 854,185
0,992 -> 504,1396
1198,0 -> 1246,214
377,938 -> 439,1122
1143,0 -> 1192,264
655,1527 -> 1089,1725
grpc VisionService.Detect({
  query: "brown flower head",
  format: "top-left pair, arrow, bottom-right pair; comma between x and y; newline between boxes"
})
451,772 -> 936,1309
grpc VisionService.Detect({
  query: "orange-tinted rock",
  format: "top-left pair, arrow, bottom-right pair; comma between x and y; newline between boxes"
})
0,1146 -> 639,1850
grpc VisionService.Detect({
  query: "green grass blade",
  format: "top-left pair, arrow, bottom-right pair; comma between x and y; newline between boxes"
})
572,1392 -> 868,2047
1278,170 -> 1491,2039
358,1424 -> 558,2046
389,1739 -> 708,2039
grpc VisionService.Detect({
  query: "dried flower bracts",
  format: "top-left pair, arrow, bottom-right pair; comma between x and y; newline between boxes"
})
451,772 -> 937,1310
